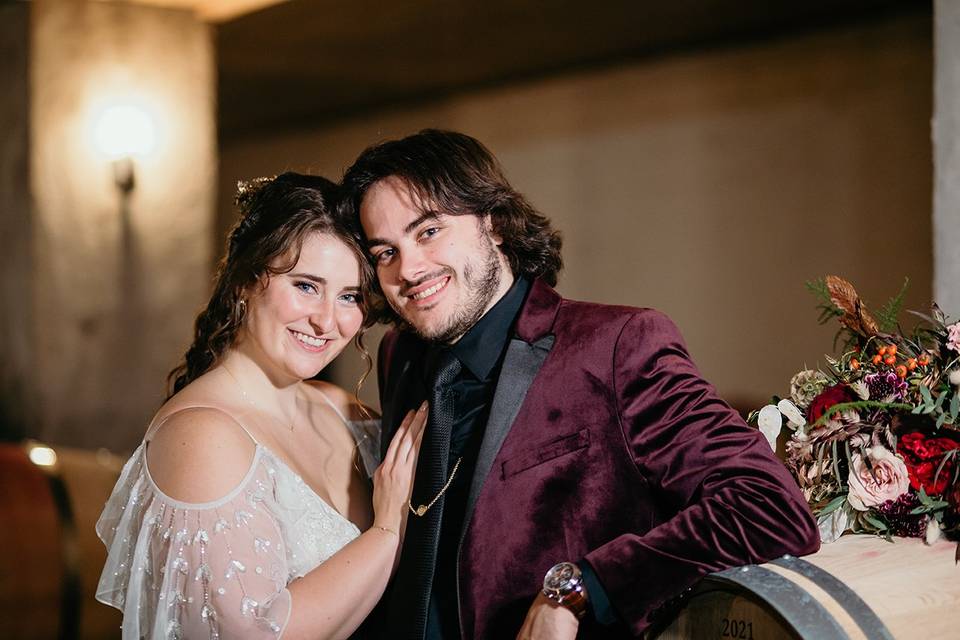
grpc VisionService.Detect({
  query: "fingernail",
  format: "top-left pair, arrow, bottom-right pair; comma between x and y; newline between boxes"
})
419,401 -> 428,412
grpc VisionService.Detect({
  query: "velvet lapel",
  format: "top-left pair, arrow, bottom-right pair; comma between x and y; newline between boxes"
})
459,279 -> 561,541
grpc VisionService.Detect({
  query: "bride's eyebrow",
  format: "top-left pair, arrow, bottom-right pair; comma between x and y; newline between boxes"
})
288,273 -> 326,284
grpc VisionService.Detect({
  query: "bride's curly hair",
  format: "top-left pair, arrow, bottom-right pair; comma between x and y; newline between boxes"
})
167,172 -> 375,397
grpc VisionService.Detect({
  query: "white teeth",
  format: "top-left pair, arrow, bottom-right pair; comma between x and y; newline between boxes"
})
293,331 -> 327,347
412,281 -> 446,300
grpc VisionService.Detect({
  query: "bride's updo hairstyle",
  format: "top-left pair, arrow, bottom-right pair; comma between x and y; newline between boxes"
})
167,172 -> 374,396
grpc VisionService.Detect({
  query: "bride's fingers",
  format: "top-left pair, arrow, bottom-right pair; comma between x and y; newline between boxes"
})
405,403 -> 429,464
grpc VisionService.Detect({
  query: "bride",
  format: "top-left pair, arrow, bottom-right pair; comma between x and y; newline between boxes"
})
97,173 -> 425,639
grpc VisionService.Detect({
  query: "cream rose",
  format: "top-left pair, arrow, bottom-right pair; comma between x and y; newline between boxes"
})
846,446 -> 910,511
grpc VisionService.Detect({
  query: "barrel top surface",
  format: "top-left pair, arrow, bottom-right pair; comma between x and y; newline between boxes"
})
794,534 -> 959,639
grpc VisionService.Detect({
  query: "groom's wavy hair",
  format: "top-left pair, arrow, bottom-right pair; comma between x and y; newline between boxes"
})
167,172 -> 376,398
341,129 -> 563,323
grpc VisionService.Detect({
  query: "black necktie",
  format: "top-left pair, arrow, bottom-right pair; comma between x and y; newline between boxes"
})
386,349 -> 462,639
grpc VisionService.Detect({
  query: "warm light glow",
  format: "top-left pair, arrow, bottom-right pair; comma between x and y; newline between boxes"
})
28,444 -> 58,467
92,104 -> 158,159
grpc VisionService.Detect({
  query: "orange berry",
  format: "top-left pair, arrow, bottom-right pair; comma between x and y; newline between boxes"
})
896,365 -> 908,379
907,358 -> 917,371
872,354 -> 883,365
878,346 -> 888,356
918,354 -> 931,366
884,354 -> 896,366
850,358 -> 861,370
888,344 -> 898,355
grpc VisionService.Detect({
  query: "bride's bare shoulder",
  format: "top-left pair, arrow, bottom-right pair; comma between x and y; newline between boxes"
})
147,388 -> 256,504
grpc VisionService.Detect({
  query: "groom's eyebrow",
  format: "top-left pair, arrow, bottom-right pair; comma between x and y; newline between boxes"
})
366,212 -> 442,249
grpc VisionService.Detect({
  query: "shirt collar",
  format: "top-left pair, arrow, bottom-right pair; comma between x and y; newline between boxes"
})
448,277 -> 530,381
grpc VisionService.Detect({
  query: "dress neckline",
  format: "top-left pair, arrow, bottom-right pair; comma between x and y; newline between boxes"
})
139,440 -> 360,534
141,385 -> 368,531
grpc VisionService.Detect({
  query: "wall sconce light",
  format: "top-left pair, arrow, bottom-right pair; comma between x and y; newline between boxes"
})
92,103 -> 157,193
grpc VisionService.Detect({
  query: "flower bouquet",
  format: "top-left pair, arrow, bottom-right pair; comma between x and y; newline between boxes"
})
750,276 -> 960,554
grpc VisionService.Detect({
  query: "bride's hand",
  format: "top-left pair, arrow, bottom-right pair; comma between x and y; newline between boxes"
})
372,401 -> 428,539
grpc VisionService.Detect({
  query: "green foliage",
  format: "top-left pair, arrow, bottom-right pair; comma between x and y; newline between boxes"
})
910,486 -> 951,515
805,278 -> 843,325
875,278 -> 910,333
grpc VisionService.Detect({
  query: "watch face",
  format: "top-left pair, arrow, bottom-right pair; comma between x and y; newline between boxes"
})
544,562 -> 577,593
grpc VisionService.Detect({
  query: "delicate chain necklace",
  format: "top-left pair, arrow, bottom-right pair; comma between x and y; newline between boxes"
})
222,364 -> 297,432
409,456 -> 462,517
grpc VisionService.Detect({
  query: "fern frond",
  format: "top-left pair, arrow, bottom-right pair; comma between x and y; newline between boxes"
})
875,278 -> 909,333
806,277 -> 843,325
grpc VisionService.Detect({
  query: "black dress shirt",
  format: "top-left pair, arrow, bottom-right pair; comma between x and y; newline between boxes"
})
421,277 -> 530,640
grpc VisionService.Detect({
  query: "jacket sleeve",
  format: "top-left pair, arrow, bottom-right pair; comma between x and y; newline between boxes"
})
583,310 -> 819,634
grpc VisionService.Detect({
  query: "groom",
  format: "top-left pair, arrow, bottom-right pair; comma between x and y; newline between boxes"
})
342,130 -> 818,640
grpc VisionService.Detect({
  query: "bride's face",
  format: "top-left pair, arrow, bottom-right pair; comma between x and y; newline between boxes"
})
240,232 -> 364,382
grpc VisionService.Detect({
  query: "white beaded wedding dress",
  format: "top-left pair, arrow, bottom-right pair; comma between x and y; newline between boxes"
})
96,393 -> 379,639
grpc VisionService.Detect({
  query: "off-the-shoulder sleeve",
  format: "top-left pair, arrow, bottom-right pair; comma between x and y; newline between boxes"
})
97,444 -> 293,639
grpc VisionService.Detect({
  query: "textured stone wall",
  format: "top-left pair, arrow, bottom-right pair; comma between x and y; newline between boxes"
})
220,13 -> 933,411
20,0 -> 216,450
935,1 -> 960,314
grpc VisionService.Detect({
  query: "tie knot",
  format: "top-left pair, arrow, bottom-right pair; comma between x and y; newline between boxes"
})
429,349 -> 462,388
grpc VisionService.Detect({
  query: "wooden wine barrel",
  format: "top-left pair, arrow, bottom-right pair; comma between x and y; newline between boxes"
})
0,442 -> 124,640
651,534 -> 960,639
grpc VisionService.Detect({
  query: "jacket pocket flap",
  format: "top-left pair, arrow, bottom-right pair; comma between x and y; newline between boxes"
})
501,428 -> 590,479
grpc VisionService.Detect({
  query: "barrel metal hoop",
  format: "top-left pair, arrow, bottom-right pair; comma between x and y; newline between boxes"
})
771,556 -> 895,640
703,564 -> 851,640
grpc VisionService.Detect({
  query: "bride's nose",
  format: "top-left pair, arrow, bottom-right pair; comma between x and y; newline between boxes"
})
309,297 -> 336,334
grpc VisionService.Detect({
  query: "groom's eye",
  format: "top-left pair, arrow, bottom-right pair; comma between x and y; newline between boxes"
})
374,248 -> 395,264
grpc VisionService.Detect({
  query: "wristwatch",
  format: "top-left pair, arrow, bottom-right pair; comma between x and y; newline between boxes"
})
542,562 -> 589,619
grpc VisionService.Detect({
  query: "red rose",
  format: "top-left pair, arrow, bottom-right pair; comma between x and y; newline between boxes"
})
897,431 -> 960,496
807,384 -> 857,423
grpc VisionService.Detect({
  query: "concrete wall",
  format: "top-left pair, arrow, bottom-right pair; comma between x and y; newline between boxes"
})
0,3 -> 33,439
20,0 -> 217,450
934,1 -> 960,312
219,13 -> 932,412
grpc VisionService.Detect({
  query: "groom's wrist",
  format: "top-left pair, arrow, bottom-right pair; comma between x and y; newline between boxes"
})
542,561 -> 589,619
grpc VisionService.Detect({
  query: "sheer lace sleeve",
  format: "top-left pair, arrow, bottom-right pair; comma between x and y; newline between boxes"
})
97,444 -> 292,639
348,418 -> 381,479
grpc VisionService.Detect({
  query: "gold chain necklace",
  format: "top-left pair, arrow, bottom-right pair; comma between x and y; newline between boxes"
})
222,364 -> 297,432
409,456 -> 462,517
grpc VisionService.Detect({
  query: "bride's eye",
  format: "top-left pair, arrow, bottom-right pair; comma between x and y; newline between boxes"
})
295,281 -> 318,294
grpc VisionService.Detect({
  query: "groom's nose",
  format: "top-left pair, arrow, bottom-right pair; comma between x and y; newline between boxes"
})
397,247 -> 428,283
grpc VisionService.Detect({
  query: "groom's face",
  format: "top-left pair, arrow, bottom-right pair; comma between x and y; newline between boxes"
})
360,177 -> 514,343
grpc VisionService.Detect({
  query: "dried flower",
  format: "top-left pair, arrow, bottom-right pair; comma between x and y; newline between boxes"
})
850,380 -> 870,400
847,446 -> 910,511
790,370 -> 829,409
925,518 -> 942,545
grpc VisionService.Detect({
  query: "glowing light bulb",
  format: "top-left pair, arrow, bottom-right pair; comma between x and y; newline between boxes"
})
93,104 -> 157,159
28,445 -> 58,467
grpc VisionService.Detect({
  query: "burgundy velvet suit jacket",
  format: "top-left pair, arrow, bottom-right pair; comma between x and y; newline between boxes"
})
375,279 -> 819,639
